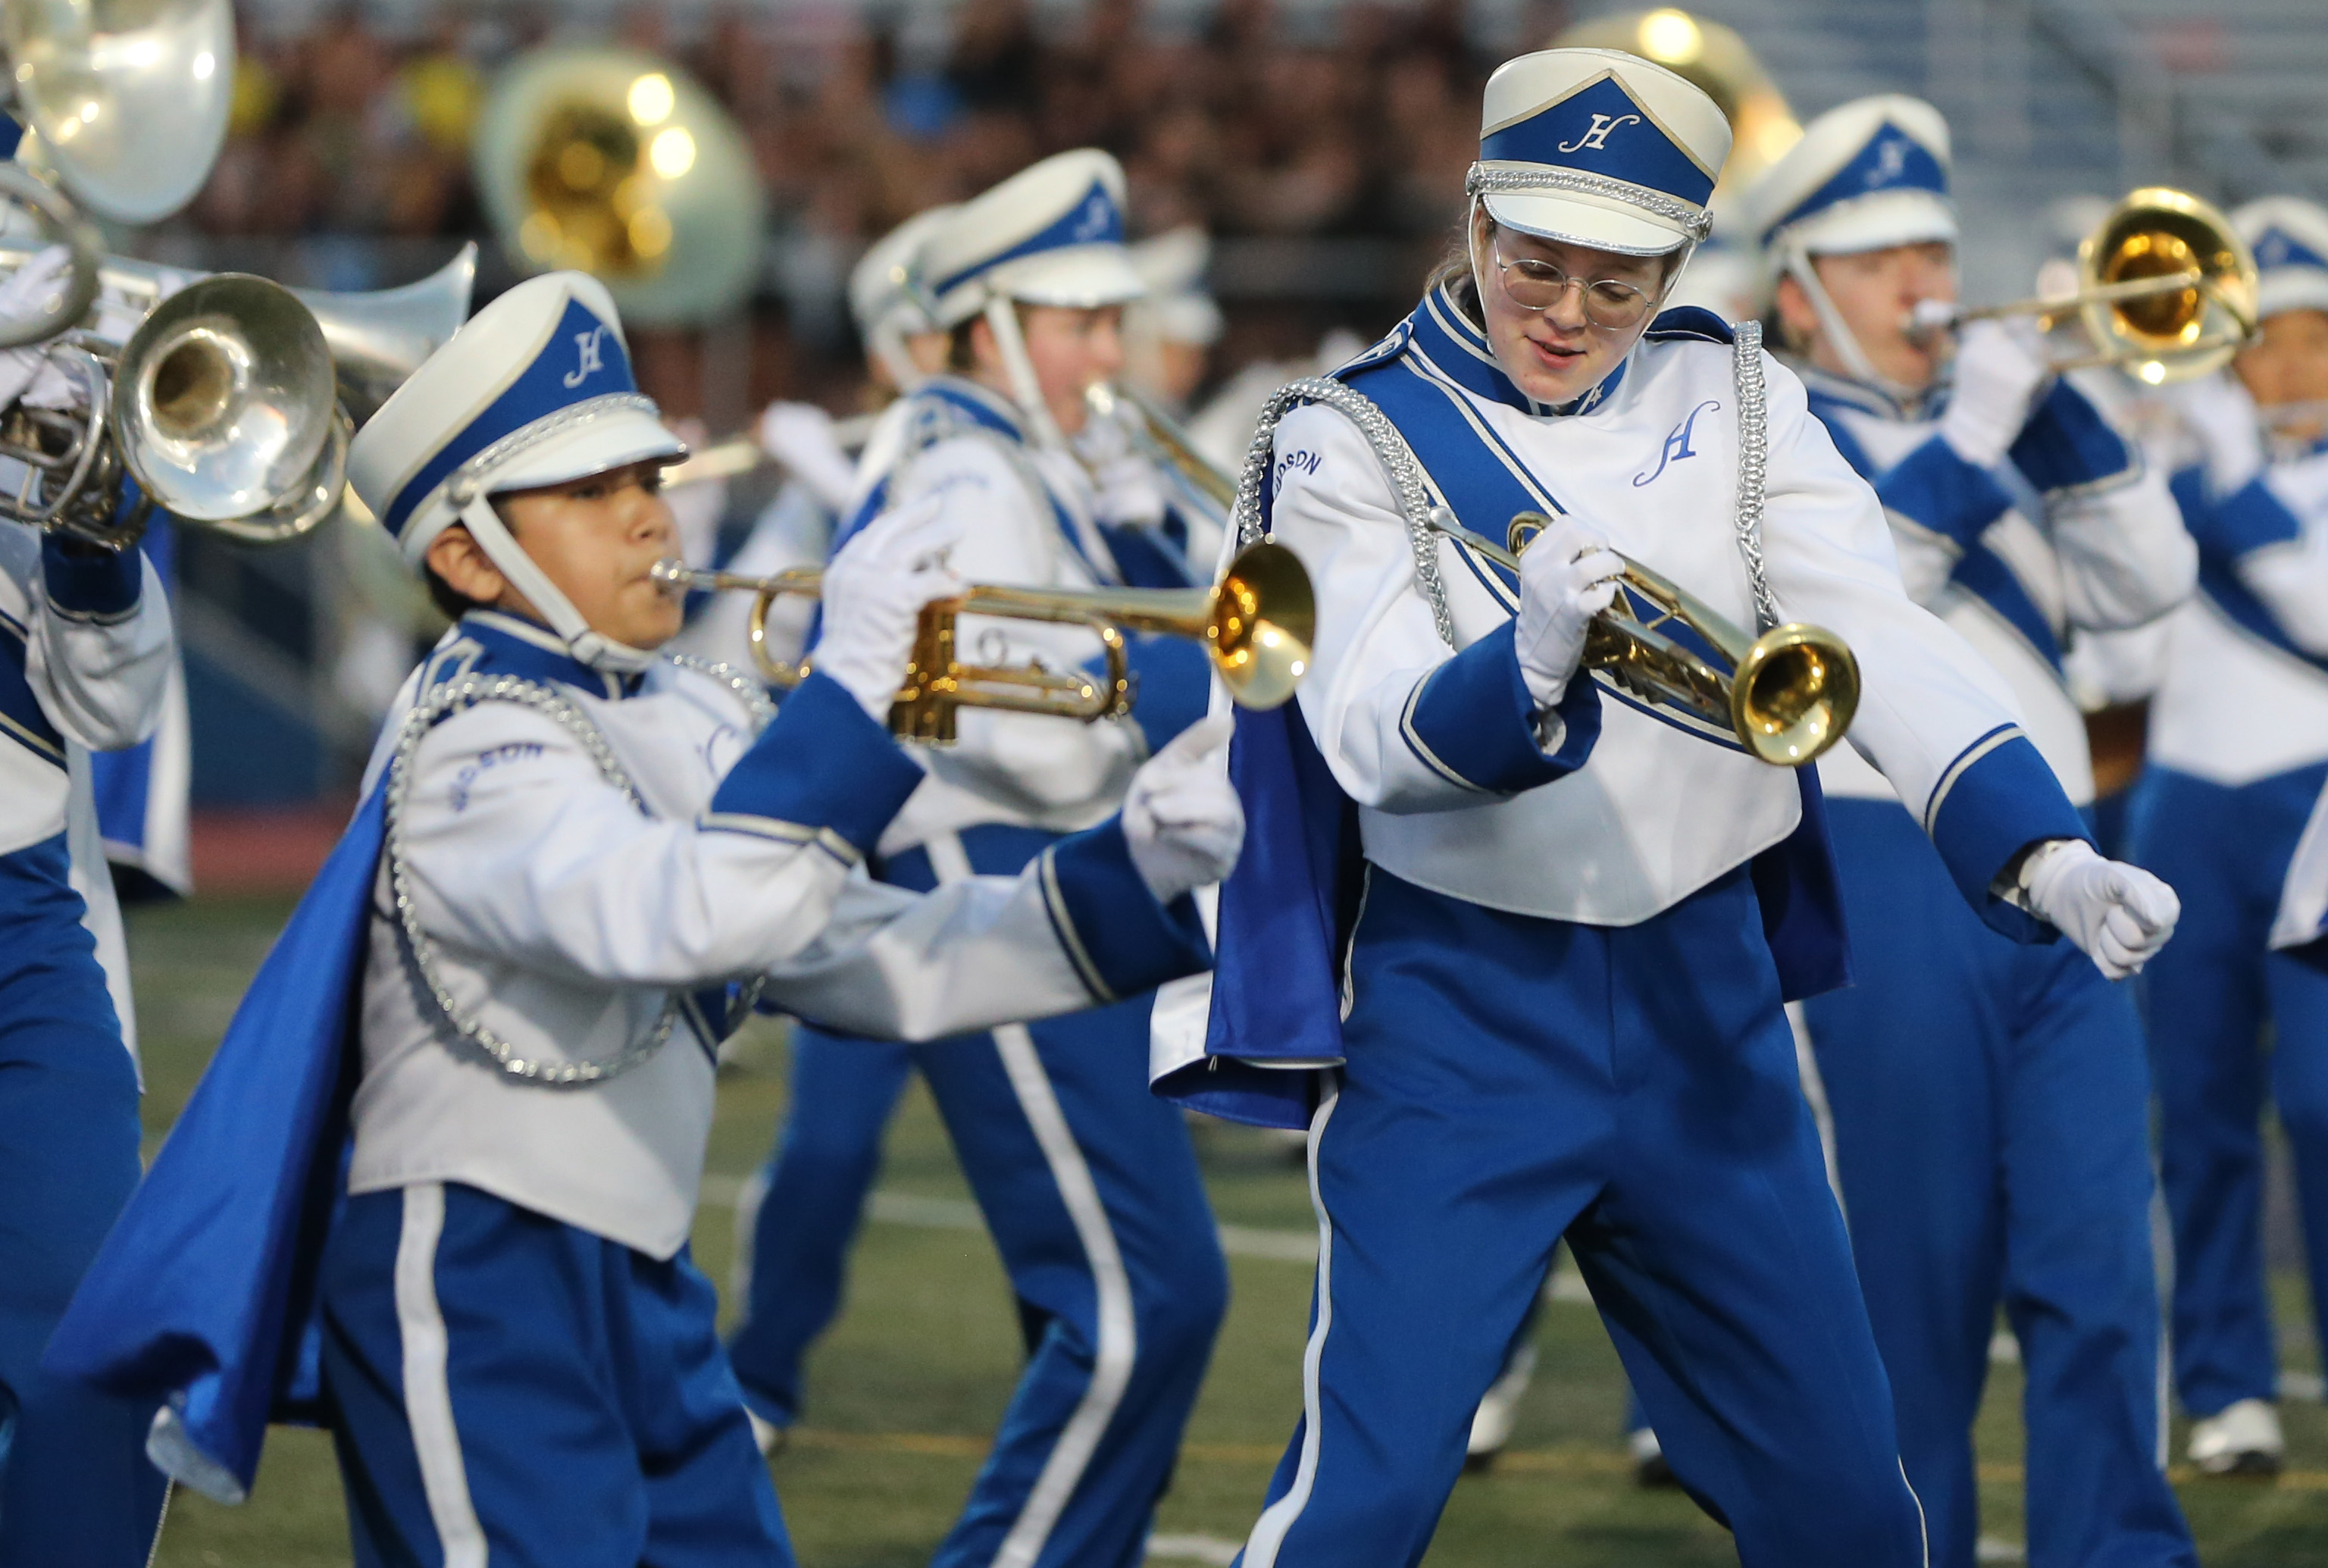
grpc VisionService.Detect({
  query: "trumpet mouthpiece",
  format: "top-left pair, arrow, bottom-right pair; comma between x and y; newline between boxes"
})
1904,297 -> 1957,341
649,557 -> 693,593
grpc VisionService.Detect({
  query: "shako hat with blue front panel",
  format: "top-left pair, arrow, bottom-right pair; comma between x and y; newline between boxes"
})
922,149 -> 1145,328
1744,95 -> 1954,257
2234,197 -> 2328,321
349,271 -> 682,564
1467,49 -> 1730,258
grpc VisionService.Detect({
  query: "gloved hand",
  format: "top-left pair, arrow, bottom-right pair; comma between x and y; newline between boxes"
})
2164,372 -> 2265,499
1123,714 -> 1244,904
1514,514 -> 1624,710
2017,837 -> 2180,980
757,401 -> 859,515
1940,318 -> 2052,469
1077,408 -> 1170,529
814,496 -> 962,720
0,246 -> 77,410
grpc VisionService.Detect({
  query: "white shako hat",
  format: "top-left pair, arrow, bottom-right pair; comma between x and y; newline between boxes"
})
919,148 -> 1145,447
348,271 -> 684,674
1466,48 -> 1730,258
1745,95 -> 1954,258
1129,225 -> 1223,347
850,204 -> 956,389
2235,197 -> 2328,322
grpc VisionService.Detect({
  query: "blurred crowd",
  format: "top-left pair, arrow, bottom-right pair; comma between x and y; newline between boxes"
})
193,0 -> 1560,253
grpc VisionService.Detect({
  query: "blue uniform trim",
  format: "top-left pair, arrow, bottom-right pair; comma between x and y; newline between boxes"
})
1399,619 -> 1601,793
1095,522 -> 1194,590
1641,305 -> 1738,346
0,111 -> 22,161
707,672 -> 923,862
1923,725 -> 2092,940
1879,433 -> 2015,549
1952,541 -> 2064,671
1410,284 -> 1628,418
2254,227 -> 2328,273
0,611 -> 65,766
39,535 -> 142,621
2008,378 -> 2136,494
928,178 -> 1123,299
1760,120 -> 1948,247
1805,392 -> 1881,480
1479,73 -> 1717,208
2173,466 -> 2302,559
1037,819 -> 1212,1003
383,297 -> 640,538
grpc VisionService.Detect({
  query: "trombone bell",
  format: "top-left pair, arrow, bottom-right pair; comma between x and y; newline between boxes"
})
2077,188 -> 2258,382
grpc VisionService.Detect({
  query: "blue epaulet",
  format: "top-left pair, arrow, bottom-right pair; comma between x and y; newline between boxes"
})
1331,321 -> 1413,383
1642,306 -> 1737,345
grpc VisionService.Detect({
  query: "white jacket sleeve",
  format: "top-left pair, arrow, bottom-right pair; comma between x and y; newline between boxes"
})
20,536 -> 172,752
2046,459 -> 2195,633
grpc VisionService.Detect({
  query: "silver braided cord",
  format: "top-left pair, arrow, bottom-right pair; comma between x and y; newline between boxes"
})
1463,164 -> 1714,244
384,670 -> 678,1085
668,653 -> 778,735
1231,376 -> 1458,648
1729,321 -> 1779,631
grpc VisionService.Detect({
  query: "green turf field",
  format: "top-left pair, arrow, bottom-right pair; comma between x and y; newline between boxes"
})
123,895 -> 2328,1566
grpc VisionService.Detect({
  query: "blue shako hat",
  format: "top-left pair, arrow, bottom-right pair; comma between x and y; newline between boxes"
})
2236,197 -> 2328,321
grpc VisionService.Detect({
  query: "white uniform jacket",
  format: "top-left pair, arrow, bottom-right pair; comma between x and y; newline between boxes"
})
1266,293 -> 2087,929
0,523 -> 173,1055
350,612 -> 1207,1258
1800,365 -> 2195,808
840,376 -> 1209,859
2150,424 -> 2328,785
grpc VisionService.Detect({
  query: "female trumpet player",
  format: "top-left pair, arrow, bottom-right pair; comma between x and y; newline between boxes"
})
2131,196 -> 2328,1478
0,245 -> 175,1568
1746,95 -> 2197,1567
1184,49 -> 2179,1567
745,150 -> 1229,1568
42,270 -> 1241,1567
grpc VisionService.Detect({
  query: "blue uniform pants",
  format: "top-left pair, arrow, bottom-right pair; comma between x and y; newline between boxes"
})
1237,864 -> 1926,1568
2129,762 -> 2328,1417
729,825 -> 1228,1568
319,1181 -> 793,1568
0,837 -> 168,1568
1801,800 -> 2191,1568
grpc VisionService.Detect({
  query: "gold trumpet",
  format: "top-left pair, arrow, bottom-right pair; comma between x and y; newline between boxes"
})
652,540 -> 1316,744
1461,513 -> 1859,767
1912,187 -> 2259,385
1086,381 -> 1236,518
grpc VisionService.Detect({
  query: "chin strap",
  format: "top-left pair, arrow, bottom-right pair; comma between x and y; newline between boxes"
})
868,317 -> 927,398
984,294 -> 1067,452
1783,239 -> 1923,405
453,493 -> 659,675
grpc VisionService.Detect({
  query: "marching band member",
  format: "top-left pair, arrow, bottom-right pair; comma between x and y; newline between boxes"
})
756,149 -> 1228,1568
42,271 -> 1240,1567
1748,96 -> 2197,1566
2129,196 -> 2328,1477
1173,49 -> 2180,1566
0,247 -> 174,1568
722,203 -> 958,1449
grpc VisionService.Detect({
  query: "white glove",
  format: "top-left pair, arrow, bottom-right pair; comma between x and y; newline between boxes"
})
813,496 -> 962,720
1514,515 -> 1624,710
1941,318 -> 2051,469
757,401 -> 859,515
1077,411 -> 1170,529
0,245 -> 75,410
1123,715 -> 1244,904
2164,373 -> 2264,499
2017,838 -> 2180,980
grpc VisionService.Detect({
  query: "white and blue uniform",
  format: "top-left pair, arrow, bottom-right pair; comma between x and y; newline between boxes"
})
2131,227 -> 2328,1422
1173,49 -> 2132,1567
38,271 -> 1216,1567
1748,96 -> 2197,1568
0,523 -> 173,1566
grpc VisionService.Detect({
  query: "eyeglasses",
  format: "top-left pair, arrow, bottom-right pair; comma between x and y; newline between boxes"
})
1488,243 -> 1658,329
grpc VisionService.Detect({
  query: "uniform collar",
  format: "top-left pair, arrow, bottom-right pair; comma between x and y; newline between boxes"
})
1794,359 -> 1941,424
1410,282 -> 1629,418
912,374 -> 1031,444
458,612 -> 645,700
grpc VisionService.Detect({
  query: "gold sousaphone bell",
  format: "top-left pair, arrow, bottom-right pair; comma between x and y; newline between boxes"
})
654,543 -> 1316,744
1488,512 -> 1860,767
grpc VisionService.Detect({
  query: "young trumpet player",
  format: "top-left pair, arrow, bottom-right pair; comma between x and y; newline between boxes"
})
1744,96 -> 2198,1566
745,149 -> 1233,1568
0,245 -> 174,1567
40,271 -> 1241,1568
1181,49 -> 2178,1567
2135,195 -> 2328,1478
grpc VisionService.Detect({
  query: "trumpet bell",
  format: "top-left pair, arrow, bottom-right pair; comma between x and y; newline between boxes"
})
3,0 -> 235,224
2079,188 -> 2258,383
1206,540 -> 1313,711
1732,623 -> 1860,767
474,46 -> 766,327
111,272 -> 337,522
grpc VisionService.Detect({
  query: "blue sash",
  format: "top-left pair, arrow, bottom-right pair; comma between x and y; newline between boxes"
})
1169,301 -> 1849,1130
